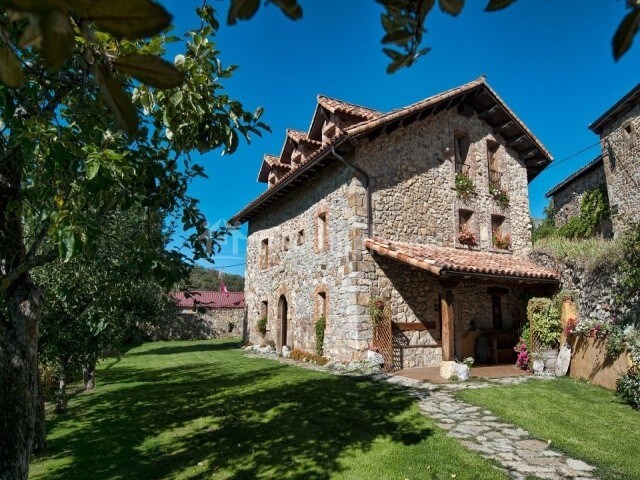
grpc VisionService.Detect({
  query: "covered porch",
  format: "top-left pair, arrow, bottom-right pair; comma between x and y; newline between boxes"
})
365,237 -> 560,374
395,364 -> 529,384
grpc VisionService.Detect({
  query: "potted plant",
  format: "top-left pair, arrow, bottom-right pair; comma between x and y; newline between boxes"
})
493,232 -> 511,250
489,185 -> 510,209
458,225 -> 478,246
527,297 -> 562,371
455,173 -> 476,199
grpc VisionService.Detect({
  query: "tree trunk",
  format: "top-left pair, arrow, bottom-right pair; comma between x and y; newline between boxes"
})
32,368 -> 47,455
83,362 -> 96,391
56,363 -> 67,414
0,151 -> 41,479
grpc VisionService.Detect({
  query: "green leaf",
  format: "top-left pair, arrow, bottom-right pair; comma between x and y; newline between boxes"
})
40,9 -> 74,69
381,29 -> 414,45
86,160 -> 100,180
88,0 -> 172,40
439,0 -> 464,16
613,8 -> 640,61
270,0 -> 303,21
484,0 -> 517,12
113,55 -> 184,89
0,48 -> 25,87
227,0 -> 260,25
94,66 -> 139,136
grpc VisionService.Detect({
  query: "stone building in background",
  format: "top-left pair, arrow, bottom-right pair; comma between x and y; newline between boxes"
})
163,291 -> 245,340
231,77 -> 559,372
545,156 -> 613,237
589,81 -> 640,236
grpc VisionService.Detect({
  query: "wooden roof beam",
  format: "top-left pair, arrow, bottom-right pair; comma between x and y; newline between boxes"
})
478,104 -> 500,119
507,134 -> 527,147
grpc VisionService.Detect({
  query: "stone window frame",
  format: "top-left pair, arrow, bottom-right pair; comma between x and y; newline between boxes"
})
490,213 -> 512,253
486,140 -> 502,190
453,130 -> 472,177
260,238 -> 269,269
315,205 -> 329,252
283,234 -> 291,252
622,120 -> 636,147
297,228 -> 305,246
456,208 -> 478,248
314,285 -> 329,323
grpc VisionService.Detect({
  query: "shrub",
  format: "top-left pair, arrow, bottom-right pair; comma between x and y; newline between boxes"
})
315,316 -> 326,355
257,316 -> 267,337
617,369 -> 640,409
369,298 -> 385,326
455,173 -> 476,199
527,297 -> 561,348
290,349 -> 328,365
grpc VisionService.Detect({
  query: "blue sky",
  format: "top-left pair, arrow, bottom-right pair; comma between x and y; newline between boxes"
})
163,0 -> 639,276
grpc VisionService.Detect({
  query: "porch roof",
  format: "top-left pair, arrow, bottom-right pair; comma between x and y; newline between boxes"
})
365,237 -> 559,283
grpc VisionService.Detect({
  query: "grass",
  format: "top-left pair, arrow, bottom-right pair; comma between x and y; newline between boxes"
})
31,339 -> 506,480
532,236 -> 621,271
458,377 -> 640,480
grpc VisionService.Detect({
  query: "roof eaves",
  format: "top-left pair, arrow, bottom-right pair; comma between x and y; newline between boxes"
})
545,155 -> 603,198
589,82 -> 640,134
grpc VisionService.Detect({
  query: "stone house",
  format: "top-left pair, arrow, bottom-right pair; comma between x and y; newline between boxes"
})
231,77 -> 559,371
545,156 -> 613,237
169,291 -> 245,339
588,81 -> 640,236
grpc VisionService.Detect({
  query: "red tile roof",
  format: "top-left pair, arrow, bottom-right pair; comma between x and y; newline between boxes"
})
365,237 -> 559,282
317,95 -> 382,120
173,291 -> 245,309
287,129 -> 321,146
230,77 -> 553,225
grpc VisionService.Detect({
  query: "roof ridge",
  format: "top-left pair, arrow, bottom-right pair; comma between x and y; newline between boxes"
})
316,94 -> 382,117
545,155 -> 603,198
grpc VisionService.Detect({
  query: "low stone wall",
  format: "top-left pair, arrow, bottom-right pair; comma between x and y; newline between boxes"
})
395,346 -> 442,368
144,308 -> 245,340
568,336 -> 631,390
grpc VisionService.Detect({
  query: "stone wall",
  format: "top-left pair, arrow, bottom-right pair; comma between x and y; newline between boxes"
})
600,102 -> 640,236
353,108 -> 533,255
144,308 -> 245,340
551,162 -> 609,235
245,162 -> 371,361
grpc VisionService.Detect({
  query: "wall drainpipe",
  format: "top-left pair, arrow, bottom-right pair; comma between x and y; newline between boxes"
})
331,146 -> 373,239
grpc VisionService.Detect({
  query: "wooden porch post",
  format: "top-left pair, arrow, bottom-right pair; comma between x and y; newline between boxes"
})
441,289 -> 455,361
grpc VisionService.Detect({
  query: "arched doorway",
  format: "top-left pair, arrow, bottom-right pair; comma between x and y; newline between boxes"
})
278,295 -> 288,352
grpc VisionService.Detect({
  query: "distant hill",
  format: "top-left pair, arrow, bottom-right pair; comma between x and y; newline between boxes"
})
179,266 -> 244,292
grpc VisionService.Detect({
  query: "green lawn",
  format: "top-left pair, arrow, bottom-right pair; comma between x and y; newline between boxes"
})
31,339 -> 505,480
458,377 -> 640,480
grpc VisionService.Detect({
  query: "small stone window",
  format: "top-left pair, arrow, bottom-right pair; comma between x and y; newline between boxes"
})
491,215 -> 504,238
315,286 -> 329,322
454,132 -> 470,176
487,141 -> 501,189
316,210 -> 329,251
623,123 -> 635,147
297,229 -> 305,245
260,238 -> 269,268
458,210 -> 477,247
261,300 -> 268,318
491,215 -> 511,250
283,235 -> 290,252
318,292 -> 327,318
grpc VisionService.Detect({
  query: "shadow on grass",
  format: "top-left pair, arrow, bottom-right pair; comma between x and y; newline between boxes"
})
35,351 -> 432,480
127,341 -> 241,357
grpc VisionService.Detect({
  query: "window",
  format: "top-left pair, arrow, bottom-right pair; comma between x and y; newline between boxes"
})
283,235 -> 290,251
623,123 -> 635,147
261,301 -> 268,319
317,211 -> 328,251
318,292 -> 327,318
454,133 -> 470,175
491,215 -> 504,238
297,229 -> 305,245
260,238 -> 269,268
458,210 -> 477,246
487,141 -> 501,189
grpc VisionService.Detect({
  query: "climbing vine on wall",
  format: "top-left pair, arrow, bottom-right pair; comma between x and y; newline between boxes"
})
558,186 -> 609,239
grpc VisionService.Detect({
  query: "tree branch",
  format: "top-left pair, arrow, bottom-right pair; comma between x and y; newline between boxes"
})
1,250 -> 57,290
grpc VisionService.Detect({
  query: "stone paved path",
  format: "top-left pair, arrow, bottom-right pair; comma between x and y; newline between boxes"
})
377,374 -> 598,480
247,352 -> 599,480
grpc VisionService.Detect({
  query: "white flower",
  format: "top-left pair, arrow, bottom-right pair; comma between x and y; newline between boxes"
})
165,129 -> 174,140
174,54 -> 186,66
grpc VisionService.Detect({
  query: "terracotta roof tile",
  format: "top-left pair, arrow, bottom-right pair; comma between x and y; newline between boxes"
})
365,237 -> 559,282
317,94 -> 382,120
287,129 -> 321,146
173,291 -> 245,309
